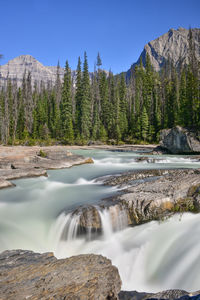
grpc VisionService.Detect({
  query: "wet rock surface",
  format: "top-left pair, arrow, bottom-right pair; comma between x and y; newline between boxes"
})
0,146 -> 93,189
0,249 -> 121,300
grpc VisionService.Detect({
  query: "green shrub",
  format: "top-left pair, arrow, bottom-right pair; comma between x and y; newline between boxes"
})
38,150 -> 47,158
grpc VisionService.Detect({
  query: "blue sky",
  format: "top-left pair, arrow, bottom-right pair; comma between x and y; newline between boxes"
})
0,0 -> 199,73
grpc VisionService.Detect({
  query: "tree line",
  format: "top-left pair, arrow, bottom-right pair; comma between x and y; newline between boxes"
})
0,35 -> 199,145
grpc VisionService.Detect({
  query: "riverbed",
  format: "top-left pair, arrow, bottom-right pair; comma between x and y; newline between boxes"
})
0,149 -> 200,292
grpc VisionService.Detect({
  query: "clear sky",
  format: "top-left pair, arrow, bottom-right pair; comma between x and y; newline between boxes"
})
0,0 -> 199,73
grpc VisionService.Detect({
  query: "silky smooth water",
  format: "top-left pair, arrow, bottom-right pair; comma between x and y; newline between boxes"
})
0,149 -> 200,292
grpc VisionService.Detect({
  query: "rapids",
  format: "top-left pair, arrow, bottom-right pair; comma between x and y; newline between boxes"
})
0,149 -> 200,292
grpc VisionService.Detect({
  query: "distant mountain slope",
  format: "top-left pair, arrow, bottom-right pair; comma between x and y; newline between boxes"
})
0,55 -> 65,87
126,27 -> 200,78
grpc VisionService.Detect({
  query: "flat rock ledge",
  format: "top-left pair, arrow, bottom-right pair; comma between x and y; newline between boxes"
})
0,146 -> 93,189
0,249 -> 121,300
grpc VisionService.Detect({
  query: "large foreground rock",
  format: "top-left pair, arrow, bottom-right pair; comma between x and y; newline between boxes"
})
160,126 -> 200,154
0,250 -> 121,300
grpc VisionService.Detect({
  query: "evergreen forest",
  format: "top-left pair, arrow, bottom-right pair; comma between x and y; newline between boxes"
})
0,35 -> 199,146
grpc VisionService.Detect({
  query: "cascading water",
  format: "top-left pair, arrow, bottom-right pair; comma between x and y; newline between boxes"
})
50,212 -> 200,292
0,149 -> 200,292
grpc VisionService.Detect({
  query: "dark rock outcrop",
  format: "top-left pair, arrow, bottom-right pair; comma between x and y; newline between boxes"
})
160,126 -> 200,154
0,249 -> 121,300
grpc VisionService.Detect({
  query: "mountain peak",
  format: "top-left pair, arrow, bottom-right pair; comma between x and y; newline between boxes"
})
126,27 -> 200,78
0,54 -> 64,87
7,54 -> 39,64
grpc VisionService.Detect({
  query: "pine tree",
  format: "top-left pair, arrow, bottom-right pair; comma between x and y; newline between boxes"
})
16,88 -> 25,140
96,52 -> 102,68
99,70 -> 109,131
75,57 -> 82,137
179,69 -> 187,126
60,60 -> 74,143
118,74 -> 128,139
140,105 -> 149,141
23,72 -> 34,135
80,52 -> 91,140
91,69 -> 101,140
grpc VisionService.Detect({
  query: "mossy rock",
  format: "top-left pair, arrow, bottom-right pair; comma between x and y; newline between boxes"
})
187,183 -> 200,197
38,150 -> 47,158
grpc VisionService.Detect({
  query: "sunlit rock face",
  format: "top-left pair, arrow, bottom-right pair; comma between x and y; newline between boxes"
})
0,250 -> 121,300
127,27 -> 200,78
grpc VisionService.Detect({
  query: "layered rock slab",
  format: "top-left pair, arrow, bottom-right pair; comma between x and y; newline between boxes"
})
68,169 -> 200,233
0,146 -> 93,189
0,250 -> 121,300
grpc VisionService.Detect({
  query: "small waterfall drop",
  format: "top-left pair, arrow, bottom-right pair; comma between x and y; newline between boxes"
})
51,205 -> 129,246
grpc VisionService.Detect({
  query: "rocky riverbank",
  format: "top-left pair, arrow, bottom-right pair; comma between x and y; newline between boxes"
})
0,146 -> 93,189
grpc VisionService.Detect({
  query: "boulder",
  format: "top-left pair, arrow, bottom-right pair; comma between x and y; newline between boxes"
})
0,250 -> 121,300
160,126 -> 200,154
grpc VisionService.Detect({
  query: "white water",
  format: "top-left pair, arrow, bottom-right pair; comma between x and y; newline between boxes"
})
0,149 -> 200,292
50,211 -> 200,292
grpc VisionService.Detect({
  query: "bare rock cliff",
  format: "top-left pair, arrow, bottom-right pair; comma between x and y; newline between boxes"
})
127,27 -> 200,77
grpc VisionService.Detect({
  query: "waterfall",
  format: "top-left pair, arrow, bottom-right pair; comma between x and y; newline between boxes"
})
49,212 -> 81,250
50,212 -> 200,293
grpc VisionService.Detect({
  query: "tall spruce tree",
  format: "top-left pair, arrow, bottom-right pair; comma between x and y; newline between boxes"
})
75,57 -> 82,138
60,60 -> 74,143
119,74 -> 128,139
80,52 -> 91,140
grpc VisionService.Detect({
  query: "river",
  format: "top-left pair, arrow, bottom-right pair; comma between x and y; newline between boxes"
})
0,149 -> 200,292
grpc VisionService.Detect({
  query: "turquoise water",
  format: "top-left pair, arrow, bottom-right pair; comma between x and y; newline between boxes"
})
0,149 -> 200,292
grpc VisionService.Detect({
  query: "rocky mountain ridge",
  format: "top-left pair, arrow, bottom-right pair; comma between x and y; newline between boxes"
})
0,54 -> 71,87
127,27 -> 200,77
0,27 -> 199,87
